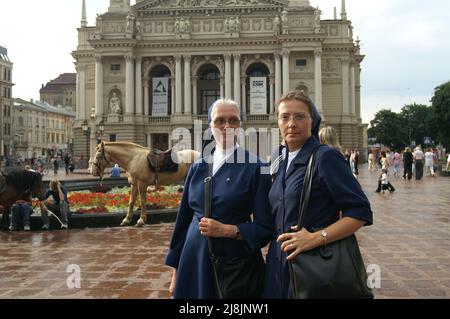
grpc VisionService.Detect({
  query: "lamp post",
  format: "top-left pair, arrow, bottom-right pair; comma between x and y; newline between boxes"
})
82,107 -> 106,167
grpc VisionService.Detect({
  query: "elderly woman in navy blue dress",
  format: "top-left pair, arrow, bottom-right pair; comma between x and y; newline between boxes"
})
165,98 -> 274,299
264,91 -> 373,299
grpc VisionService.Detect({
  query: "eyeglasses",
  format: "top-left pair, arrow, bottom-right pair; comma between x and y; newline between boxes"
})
212,117 -> 241,126
278,113 -> 310,123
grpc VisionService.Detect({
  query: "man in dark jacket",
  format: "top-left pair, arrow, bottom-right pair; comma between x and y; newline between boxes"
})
403,147 -> 413,180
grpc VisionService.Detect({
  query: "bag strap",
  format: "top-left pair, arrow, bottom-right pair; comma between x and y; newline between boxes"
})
296,145 -> 321,229
204,161 -> 224,299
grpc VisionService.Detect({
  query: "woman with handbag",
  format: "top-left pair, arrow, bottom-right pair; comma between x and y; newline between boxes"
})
165,98 -> 274,299
264,90 -> 374,299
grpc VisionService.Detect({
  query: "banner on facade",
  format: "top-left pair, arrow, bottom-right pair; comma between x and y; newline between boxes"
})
250,77 -> 267,115
152,78 -> 169,116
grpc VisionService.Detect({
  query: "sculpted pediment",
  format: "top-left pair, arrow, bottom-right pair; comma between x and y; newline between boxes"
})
135,0 -> 288,11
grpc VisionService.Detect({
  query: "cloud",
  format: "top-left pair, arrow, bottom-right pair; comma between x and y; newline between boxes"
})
362,94 -> 432,125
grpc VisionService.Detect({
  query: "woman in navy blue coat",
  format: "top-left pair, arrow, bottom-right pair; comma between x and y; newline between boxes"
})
264,91 -> 373,299
165,99 -> 274,299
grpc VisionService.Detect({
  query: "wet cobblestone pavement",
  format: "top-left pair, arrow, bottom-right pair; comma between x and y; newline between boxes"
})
1,165 -> 449,299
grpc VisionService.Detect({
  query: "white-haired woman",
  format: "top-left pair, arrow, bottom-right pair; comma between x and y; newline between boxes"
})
165,98 -> 274,299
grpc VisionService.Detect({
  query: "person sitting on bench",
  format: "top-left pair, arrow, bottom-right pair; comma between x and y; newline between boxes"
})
40,180 -> 70,230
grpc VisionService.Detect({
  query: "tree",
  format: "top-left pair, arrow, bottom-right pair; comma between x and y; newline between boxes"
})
431,81 -> 450,149
400,103 -> 434,147
368,109 -> 408,150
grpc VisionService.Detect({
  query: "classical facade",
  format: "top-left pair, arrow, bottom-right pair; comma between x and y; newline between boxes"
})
0,46 -> 14,157
73,0 -> 366,161
40,73 -> 77,111
13,98 -> 75,159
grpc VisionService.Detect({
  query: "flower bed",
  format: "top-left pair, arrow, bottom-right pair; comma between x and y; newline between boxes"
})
64,186 -> 182,214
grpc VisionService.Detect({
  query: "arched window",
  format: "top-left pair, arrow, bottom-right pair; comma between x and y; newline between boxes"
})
149,65 -> 172,116
197,64 -> 221,115
246,63 -> 270,114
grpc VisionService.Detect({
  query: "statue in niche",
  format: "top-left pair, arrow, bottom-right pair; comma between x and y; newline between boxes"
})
109,92 -> 122,115
273,15 -> 281,35
281,9 -> 288,34
135,20 -> 142,36
126,11 -> 135,33
314,8 -> 321,33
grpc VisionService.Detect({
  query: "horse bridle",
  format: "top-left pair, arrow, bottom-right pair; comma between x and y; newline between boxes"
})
91,144 -> 111,172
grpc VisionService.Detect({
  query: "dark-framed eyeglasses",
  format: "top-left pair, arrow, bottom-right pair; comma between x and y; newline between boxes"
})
212,117 -> 241,126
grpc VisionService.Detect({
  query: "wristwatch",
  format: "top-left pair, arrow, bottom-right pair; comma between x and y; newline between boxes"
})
320,229 -> 328,246
234,226 -> 241,240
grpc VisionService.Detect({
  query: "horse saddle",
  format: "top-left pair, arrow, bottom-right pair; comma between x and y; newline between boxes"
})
147,149 -> 179,174
0,174 -> 6,194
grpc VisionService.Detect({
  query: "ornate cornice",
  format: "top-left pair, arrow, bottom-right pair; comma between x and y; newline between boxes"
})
134,0 -> 288,16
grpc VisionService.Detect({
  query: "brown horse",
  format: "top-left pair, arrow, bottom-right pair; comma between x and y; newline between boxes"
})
0,169 -> 46,230
89,141 -> 200,227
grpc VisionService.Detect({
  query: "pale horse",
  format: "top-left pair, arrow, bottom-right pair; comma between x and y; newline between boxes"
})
89,141 -> 200,227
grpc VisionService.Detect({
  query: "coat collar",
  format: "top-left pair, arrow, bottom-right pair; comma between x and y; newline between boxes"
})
285,137 -> 320,180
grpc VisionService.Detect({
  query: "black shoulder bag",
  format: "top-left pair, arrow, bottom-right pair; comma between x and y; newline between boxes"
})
204,162 -> 265,299
288,148 -> 374,299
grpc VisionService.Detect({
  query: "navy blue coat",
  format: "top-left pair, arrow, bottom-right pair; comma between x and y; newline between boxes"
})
264,137 -> 373,299
165,147 -> 274,299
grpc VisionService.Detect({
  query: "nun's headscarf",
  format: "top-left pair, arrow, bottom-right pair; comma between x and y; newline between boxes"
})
309,99 -> 322,141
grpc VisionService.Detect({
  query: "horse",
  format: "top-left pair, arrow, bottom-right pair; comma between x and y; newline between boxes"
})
0,169 -> 46,230
89,141 -> 200,227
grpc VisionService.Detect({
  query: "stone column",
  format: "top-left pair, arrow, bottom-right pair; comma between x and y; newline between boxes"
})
125,55 -> 135,115
175,55 -> 182,114
224,54 -> 232,99
350,61 -> 356,115
135,57 -> 143,115
192,77 -> 198,115
282,49 -> 290,94
233,54 -> 241,103
76,70 -> 80,120
314,49 -> 323,115
143,80 -> 149,116
274,53 -> 282,101
270,76 -> 275,114
341,57 -> 350,115
220,78 -> 224,98
77,64 -> 87,120
183,55 -> 192,114
171,77 -> 175,115
241,76 -> 246,114
94,56 -> 104,117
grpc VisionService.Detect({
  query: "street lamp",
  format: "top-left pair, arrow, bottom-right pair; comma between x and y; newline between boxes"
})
97,120 -> 105,142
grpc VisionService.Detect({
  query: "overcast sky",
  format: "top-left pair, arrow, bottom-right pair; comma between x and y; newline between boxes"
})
1,0 -> 449,124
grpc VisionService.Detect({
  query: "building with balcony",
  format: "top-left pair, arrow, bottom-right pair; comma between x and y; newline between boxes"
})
0,46 -> 14,157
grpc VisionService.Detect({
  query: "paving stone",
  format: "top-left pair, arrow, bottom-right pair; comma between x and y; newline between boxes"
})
1,164 -> 449,299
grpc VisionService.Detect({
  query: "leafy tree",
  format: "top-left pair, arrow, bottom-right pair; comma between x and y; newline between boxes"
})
431,81 -> 450,149
368,109 -> 407,150
400,103 -> 434,147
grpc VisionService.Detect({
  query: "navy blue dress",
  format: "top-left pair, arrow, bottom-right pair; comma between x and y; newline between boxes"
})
165,147 -> 274,299
264,137 -> 373,299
